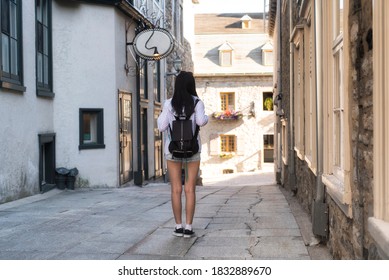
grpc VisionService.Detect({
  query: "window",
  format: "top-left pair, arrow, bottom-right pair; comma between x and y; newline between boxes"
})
262,42 -> 274,66
263,50 -> 274,66
179,2 -> 183,45
220,92 -> 235,111
220,51 -> 232,66
218,42 -> 234,66
264,134 -> 274,163
221,135 -> 236,153
331,0 -> 344,180
154,61 -> 160,102
263,92 -> 273,111
332,41 -> 344,179
292,32 -> 305,159
36,0 -> 53,97
282,119 -> 288,164
79,109 -> 105,150
140,59 -> 148,99
1,0 -> 25,91
322,0 -> 351,216
173,0 -> 183,45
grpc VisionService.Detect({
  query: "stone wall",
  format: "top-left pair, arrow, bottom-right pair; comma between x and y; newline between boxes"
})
273,0 -> 378,260
279,0 -> 291,189
164,0 -> 194,98
339,0 -> 375,259
294,155 -> 316,215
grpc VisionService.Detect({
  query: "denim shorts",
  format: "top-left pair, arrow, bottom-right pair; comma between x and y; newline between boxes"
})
165,152 -> 201,163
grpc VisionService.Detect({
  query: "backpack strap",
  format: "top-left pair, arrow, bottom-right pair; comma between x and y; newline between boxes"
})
169,98 -> 201,136
185,98 -> 200,120
190,99 -> 200,136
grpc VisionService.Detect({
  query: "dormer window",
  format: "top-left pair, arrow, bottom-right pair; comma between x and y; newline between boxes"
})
218,42 -> 234,66
240,15 -> 252,29
262,42 -> 274,66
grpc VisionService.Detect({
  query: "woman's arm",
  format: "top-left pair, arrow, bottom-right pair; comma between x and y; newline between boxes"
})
157,100 -> 171,132
195,99 -> 208,127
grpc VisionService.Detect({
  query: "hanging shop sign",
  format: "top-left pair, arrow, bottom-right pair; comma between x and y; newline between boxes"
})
133,28 -> 174,60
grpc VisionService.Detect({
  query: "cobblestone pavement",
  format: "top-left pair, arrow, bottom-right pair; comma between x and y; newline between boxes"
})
0,167 -> 332,260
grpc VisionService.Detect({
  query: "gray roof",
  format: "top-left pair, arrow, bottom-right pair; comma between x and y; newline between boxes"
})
195,13 -> 268,35
194,14 -> 273,76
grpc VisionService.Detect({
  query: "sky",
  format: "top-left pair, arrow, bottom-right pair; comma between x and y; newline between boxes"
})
193,0 -> 266,14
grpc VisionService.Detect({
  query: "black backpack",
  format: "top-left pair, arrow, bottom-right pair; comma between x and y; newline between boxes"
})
168,99 -> 200,159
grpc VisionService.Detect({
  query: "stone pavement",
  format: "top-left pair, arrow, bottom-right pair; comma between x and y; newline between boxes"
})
0,166 -> 332,260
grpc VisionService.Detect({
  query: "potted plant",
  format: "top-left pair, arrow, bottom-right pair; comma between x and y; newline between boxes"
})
264,97 -> 273,111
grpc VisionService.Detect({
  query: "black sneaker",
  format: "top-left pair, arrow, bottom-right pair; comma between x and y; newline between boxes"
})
183,229 -> 195,238
173,227 -> 184,237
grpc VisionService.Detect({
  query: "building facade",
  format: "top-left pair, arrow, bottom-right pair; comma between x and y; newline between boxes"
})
0,0 -> 191,204
194,13 -> 274,177
269,0 -> 388,259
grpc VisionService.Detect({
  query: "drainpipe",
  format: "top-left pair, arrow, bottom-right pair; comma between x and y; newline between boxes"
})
312,0 -> 328,238
134,24 -> 143,186
288,0 -> 296,192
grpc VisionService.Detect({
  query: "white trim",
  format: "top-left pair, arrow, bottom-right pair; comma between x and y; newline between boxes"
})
323,174 -> 352,218
373,0 -> 389,222
368,218 -> 389,259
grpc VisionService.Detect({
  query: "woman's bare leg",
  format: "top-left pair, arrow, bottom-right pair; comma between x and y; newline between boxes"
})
167,160 -> 183,225
184,160 -> 200,225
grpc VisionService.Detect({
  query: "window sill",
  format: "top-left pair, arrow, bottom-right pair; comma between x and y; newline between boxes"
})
322,174 -> 352,218
79,144 -> 106,150
305,155 -> 317,175
368,217 -> 389,259
1,80 -> 26,93
37,89 -> 55,98
294,147 -> 305,160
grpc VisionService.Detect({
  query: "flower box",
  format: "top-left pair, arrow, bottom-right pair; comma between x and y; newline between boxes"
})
219,153 -> 234,159
212,109 -> 243,120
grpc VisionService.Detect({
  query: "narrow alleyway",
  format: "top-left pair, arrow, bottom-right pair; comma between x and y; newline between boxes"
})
0,165 -> 331,260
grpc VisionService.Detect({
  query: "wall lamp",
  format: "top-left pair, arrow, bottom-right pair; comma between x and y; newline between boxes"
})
166,54 -> 182,76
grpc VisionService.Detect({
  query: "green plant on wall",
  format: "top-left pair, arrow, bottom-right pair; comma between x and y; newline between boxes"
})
264,97 -> 273,111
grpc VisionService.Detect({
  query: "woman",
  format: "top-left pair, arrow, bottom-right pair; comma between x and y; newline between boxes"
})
157,71 -> 208,238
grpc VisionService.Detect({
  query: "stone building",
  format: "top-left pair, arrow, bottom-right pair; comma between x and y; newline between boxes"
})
193,13 -> 274,177
269,0 -> 388,259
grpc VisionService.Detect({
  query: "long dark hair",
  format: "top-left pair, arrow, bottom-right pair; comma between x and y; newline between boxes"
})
171,71 -> 198,116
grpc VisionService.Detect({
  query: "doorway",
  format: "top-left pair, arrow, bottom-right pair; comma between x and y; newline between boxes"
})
38,133 -> 56,192
118,91 -> 133,185
141,107 -> 149,179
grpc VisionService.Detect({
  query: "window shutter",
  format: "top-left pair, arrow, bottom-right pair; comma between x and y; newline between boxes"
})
209,134 -> 220,156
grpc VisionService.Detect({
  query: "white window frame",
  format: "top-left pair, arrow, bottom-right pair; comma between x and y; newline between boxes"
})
262,50 -> 274,66
292,31 -> 305,160
281,119 -> 288,164
220,92 -> 235,111
369,0 -> 389,260
322,0 -> 352,217
332,36 -> 345,181
219,50 -> 233,67
220,135 -> 236,154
